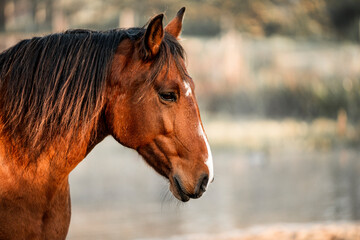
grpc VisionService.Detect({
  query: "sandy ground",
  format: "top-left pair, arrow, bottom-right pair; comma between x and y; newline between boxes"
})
147,223 -> 360,240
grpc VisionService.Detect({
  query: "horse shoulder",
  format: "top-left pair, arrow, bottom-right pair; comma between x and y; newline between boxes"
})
0,137 -> 74,240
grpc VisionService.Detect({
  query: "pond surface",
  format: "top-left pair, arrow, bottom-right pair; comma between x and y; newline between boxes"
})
67,137 -> 360,240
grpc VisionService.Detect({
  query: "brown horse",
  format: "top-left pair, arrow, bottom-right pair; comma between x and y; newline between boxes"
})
0,7 -> 213,240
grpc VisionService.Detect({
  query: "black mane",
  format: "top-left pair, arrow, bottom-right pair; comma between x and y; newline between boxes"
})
0,27 -> 185,160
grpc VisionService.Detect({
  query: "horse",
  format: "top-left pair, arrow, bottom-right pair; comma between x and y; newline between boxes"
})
0,7 -> 213,240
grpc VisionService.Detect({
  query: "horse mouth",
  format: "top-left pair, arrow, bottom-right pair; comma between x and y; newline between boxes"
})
171,175 -> 190,202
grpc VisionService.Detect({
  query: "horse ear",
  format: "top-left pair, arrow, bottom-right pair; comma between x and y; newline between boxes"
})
143,14 -> 164,58
165,7 -> 186,39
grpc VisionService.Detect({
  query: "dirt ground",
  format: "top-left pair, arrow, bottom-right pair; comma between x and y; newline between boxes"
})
164,223 -> 360,240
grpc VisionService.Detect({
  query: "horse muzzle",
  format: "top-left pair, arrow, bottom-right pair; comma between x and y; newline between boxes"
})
170,173 -> 209,202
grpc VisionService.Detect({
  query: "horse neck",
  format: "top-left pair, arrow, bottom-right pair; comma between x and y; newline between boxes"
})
0,117 -> 108,190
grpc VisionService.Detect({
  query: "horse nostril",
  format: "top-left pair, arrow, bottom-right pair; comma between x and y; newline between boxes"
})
201,175 -> 209,190
196,174 -> 209,197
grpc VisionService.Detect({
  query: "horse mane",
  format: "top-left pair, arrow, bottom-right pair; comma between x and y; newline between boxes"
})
0,27 -> 185,161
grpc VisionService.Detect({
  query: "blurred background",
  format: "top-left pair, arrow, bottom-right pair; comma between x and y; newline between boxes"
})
1,0 -> 360,239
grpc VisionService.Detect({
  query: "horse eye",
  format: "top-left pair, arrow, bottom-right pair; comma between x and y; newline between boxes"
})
159,92 -> 177,102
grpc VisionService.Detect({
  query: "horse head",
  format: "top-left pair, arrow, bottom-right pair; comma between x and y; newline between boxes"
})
105,8 -> 213,202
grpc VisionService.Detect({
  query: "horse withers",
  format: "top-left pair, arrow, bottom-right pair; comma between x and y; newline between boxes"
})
0,7 -> 213,239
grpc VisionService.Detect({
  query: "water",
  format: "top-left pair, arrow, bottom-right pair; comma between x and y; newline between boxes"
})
67,137 -> 360,240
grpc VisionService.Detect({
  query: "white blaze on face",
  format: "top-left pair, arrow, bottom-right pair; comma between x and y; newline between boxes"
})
184,81 -> 192,97
198,123 -> 214,189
